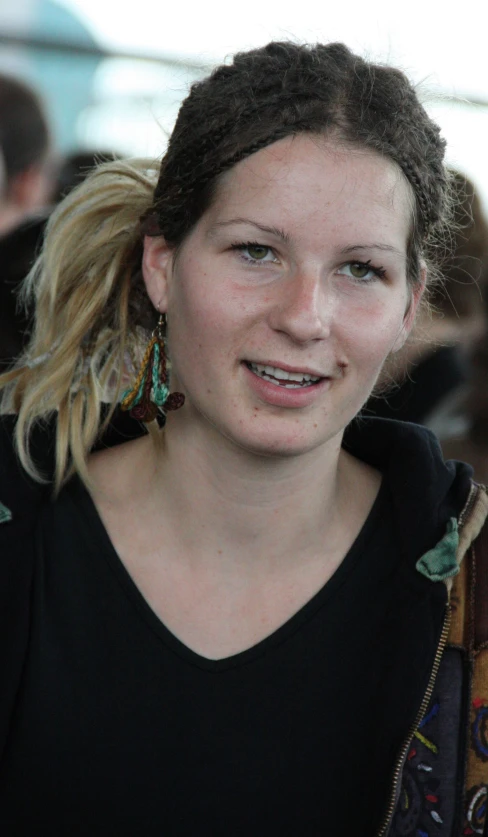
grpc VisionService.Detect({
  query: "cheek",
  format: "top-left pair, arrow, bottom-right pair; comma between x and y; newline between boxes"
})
340,298 -> 407,364
179,269 -> 261,338
169,284 -> 244,373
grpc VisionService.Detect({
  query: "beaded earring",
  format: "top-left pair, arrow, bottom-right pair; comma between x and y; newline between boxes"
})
120,313 -> 185,422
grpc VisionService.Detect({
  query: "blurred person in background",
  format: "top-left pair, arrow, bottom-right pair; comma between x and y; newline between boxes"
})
0,136 -> 117,366
0,74 -> 54,365
0,217 -> 48,367
53,150 -> 120,203
0,74 -> 53,236
366,170 -> 488,433
0,144 -> 5,196
442,292 -> 488,481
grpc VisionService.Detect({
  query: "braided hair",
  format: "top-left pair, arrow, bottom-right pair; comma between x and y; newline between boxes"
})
148,41 -> 449,286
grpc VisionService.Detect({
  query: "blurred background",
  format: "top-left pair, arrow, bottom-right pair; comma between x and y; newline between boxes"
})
0,0 -> 487,201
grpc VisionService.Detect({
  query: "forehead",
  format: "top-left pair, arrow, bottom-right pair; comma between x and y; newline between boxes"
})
204,134 -> 412,246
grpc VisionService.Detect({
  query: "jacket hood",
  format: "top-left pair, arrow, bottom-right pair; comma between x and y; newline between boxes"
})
343,416 -> 473,566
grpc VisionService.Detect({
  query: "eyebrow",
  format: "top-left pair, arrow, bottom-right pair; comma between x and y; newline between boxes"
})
207,218 -> 290,242
208,221 -> 404,258
339,243 -> 405,258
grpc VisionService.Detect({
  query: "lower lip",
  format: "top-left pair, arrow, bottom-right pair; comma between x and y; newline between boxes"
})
243,363 -> 331,408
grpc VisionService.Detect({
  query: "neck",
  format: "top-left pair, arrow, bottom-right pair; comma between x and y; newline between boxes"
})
140,416 -> 375,574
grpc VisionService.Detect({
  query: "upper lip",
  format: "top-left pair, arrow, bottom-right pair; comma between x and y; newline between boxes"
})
245,360 -> 328,378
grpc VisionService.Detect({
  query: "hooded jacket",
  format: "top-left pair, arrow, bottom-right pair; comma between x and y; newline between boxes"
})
386,481 -> 488,837
0,414 -> 487,836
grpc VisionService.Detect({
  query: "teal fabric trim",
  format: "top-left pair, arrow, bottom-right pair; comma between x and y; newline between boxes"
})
416,517 -> 460,581
0,501 -> 12,524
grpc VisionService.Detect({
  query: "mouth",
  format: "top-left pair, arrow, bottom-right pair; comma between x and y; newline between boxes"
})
245,362 -> 325,389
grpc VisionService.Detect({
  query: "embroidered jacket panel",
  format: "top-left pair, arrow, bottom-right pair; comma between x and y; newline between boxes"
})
388,485 -> 488,837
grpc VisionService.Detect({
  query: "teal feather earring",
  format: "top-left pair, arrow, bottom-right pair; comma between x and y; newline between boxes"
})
120,313 -> 185,422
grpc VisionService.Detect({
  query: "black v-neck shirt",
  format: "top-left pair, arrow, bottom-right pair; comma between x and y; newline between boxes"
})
0,470 -> 447,837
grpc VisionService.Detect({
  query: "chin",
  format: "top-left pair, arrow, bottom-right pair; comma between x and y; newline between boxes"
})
221,422 -> 339,460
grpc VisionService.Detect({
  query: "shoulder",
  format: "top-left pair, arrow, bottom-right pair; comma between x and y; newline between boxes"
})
0,417 -> 53,587
0,414 -> 54,524
457,483 -> 488,564
0,407 -> 146,521
0,413 -> 53,763
88,432 -> 155,508
448,483 -> 488,648
442,437 -> 488,485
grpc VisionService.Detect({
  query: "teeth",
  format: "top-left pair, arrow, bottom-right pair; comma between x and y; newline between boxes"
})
249,362 -> 321,387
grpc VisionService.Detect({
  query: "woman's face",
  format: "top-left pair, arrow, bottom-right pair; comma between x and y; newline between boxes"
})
143,134 -> 422,458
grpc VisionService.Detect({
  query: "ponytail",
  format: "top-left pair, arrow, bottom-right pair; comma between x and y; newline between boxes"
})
0,158 -> 159,491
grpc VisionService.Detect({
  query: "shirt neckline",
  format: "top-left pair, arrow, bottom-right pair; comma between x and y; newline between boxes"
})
66,474 -> 389,672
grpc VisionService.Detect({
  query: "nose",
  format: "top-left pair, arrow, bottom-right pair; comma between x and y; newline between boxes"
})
268,267 -> 331,343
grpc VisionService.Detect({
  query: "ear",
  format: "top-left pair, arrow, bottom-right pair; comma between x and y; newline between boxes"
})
141,235 -> 174,312
391,264 -> 427,353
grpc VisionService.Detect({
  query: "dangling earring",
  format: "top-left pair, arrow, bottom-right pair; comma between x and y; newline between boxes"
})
120,313 -> 185,422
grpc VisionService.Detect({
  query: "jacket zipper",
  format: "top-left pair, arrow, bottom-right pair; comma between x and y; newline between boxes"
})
375,482 -> 481,836
375,602 -> 452,837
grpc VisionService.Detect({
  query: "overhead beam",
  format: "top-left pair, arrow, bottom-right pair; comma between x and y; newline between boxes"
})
0,32 -> 487,108
0,31 -> 210,72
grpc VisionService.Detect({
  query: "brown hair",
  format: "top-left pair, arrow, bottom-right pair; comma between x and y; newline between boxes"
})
149,41 -> 450,286
430,170 -> 488,318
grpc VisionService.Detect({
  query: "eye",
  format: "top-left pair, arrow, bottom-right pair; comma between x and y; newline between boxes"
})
231,242 -> 279,264
247,244 -> 271,261
337,260 -> 386,282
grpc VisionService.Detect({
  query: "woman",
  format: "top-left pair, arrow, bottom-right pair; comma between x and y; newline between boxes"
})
0,42 -> 487,836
